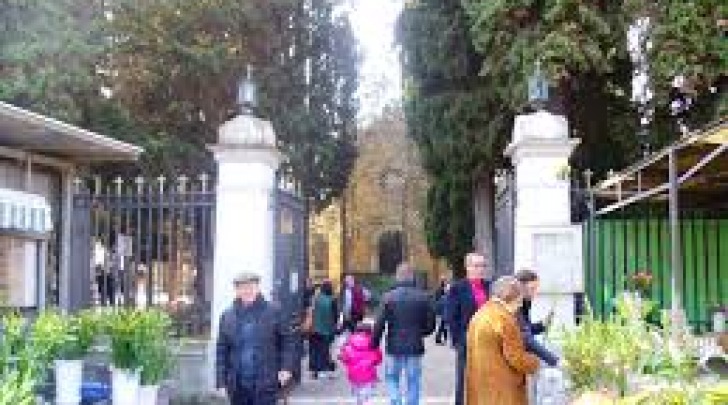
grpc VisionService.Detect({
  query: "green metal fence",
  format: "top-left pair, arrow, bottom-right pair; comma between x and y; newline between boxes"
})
584,211 -> 728,332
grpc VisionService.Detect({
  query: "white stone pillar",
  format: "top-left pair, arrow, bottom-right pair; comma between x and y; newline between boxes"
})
206,113 -> 282,389
505,111 -> 582,329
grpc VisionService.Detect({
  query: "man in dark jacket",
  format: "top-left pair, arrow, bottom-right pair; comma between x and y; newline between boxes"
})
446,252 -> 491,405
515,269 -> 559,367
216,272 -> 296,405
372,262 -> 436,405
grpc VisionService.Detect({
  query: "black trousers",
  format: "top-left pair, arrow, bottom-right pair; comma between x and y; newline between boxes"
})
228,381 -> 278,405
435,317 -> 448,343
455,343 -> 466,405
343,313 -> 363,333
308,333 -> 335,373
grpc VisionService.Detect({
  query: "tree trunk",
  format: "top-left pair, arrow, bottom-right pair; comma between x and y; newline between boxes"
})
472,171 -> 496,278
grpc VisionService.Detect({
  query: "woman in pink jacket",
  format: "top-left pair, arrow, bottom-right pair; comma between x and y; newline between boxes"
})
339,322 -> 383,405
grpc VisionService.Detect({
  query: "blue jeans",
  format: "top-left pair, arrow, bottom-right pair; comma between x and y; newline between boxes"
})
385,355 -> 422,405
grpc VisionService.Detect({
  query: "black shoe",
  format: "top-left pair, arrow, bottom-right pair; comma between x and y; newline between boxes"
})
311,372 -> 318,380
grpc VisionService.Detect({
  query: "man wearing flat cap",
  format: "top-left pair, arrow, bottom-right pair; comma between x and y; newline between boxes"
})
215,271 -> 296,404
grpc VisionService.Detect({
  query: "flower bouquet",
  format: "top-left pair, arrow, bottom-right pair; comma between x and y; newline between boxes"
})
630,271 -> 653,298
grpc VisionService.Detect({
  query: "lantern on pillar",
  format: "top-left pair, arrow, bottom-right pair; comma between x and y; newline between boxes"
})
528,59 -> 549,110
237,65 -> 257,115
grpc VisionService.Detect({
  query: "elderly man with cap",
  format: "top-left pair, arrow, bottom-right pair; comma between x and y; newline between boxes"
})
215,271 -> 296,405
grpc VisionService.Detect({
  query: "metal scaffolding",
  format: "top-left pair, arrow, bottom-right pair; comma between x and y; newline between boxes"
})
586,119 -> 728,327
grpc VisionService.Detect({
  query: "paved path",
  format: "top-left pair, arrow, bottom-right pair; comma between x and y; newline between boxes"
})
289,336 -> 456,404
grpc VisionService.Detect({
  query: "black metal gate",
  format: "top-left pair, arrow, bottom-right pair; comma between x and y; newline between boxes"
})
494,170 -> 516,277
273,188 -> 307,321
69,175 -> 215,336
69,175 -> 307,338
273,187 -> 306,382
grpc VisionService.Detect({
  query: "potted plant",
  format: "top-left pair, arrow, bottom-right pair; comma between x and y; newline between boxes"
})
106,309 -> 146,405
58,310 -> 98,405
137,309 -> 174,404
629,271 -> 653,298
30,310 -> 100,405
559,294 -> 654,398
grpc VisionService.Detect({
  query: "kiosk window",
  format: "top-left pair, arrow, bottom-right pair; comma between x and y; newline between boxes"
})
0,235 -> 39,307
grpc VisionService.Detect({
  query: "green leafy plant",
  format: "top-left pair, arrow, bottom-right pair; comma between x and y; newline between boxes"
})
617,381 -> 724,405
641,312 -> 699,382
559,293 -> 703,398
70,309 -> 101,359
0,312 -> 28,375
30,309 -> 100,362
0,369 -> 36,405
29,310 -> 69,367
0,313 -> 41,405
105,308 -> 147,372
137,309 -> 175,385
559,294 -> 655,394
104,308 -> 175,380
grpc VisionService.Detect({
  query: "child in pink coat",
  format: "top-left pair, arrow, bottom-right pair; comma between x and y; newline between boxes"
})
339,322 -> 383,405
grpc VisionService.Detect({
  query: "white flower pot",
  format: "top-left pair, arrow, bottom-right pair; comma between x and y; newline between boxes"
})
713,310 -> 725,333
112,367 -> 140,405
54,359 -> 83,405
138,384 -> 159,405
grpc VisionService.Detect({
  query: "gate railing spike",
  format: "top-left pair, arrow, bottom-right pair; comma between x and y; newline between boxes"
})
583,169 -> 593,192
177,175 -> 189,193
135,176 -> 145,194
199,173 -> 209,193
93,176 -> 102,196
113,176 -> 124,195
73,177 -> 84,194
157,175 -> 167,194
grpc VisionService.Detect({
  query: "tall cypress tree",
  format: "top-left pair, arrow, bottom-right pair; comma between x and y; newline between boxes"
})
0,0 -> 360,212
107,0 -> 359,209
399,0 -> 725,273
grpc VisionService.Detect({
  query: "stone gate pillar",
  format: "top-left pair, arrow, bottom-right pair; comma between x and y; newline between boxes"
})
209,112 -> 281,314
505,110 -> 582,328
206,112 -> 282,389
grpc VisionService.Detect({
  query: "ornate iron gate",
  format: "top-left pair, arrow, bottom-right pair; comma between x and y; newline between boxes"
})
69,175 -> 215,336
273,187 -> 306,382
69,175 -> 307,338
273,188 -> 307,321
494,170 -> 516,277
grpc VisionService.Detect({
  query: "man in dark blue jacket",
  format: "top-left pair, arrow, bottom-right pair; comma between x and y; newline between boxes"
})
372,262 -> 436,405
446,252 -> 491,405
216,272 -> 296,405
515,269 -> 559,367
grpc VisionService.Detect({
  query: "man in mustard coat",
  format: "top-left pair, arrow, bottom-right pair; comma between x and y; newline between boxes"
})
465,276 -> 540,405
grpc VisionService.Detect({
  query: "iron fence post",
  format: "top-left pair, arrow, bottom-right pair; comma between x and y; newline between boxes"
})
668,149 -> 683,316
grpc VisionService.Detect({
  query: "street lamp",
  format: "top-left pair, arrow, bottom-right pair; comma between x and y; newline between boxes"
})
528,59 -> 549,110
237,65 -> 257,115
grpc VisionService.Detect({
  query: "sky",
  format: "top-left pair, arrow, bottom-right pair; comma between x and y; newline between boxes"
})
345,0 -> 403,121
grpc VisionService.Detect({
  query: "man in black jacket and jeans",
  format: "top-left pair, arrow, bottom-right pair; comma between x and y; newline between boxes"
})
515,269 -> 559,367
372,262 -> 436,405
446,252 -> 492,405
215,272 -> 296,405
